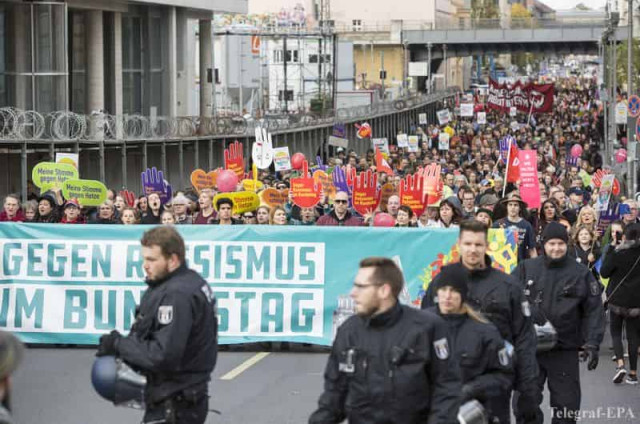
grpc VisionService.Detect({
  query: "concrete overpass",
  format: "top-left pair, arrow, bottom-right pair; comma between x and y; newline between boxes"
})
403,18 -> 630,59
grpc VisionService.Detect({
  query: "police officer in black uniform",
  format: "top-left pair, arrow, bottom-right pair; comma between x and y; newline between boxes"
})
310,257 -> 460,424
428,265 -> 514,423
513,222 -> 605,424
422,220 -> 538,423
96,226 -> 218,424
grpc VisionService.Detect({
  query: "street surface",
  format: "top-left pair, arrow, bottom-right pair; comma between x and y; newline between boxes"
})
13,339 -> 639,424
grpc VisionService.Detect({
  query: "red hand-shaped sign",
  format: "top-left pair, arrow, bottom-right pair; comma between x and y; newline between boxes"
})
419,163 -> 442,207
290,160 -> 322,208
352,170 -> 380,216
224,140 -> 245,178
119,190 -> 136,207
399,172 -> 427,216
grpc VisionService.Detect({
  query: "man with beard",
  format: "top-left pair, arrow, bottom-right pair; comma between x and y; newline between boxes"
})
96,227 -> 218,424
310,257 -> 460,423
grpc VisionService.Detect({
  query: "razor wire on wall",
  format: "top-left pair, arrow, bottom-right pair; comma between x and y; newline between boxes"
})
0,89 -> 459,141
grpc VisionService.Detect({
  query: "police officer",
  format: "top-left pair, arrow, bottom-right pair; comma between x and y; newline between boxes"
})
513,222 -> 605,424
310,257 -> 460,424
96,226 -> 218,424
428,265 -> 514,423
422,220 -> 538,423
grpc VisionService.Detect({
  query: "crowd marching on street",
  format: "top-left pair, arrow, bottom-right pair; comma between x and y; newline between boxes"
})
3,75 -> 640,424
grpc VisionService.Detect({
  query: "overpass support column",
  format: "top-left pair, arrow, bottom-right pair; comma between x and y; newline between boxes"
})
427,43 -> 432,94
443,44 -> 448,89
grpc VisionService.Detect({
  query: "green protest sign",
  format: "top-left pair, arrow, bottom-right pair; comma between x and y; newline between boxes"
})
61,179 -> 107,206
32,162 -> 79,190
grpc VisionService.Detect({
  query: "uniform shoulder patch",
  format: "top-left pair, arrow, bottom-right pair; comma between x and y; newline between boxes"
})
158,305 -> 174,325
590,280 -> 601,296
498,347 -> 510,366
521,300 -> 531,317
433,337 -> 449,360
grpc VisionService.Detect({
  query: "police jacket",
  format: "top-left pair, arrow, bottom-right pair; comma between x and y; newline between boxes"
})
309,302 -> 460,424
421,259 -> 537,396
428,308 -> 513,406
513,255 -> 605,350
600,240 -> 640,308
116,264 -> 218,404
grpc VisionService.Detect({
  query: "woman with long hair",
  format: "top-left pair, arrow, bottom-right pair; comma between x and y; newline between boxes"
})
574,206 -> 597,234
256,206 -> 271,225
570,225 -> 601,279
269,206 -> 289,225
193,192 -> 216,224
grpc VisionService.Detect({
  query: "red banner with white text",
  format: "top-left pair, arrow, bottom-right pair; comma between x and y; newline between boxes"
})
487,78 -> 554,114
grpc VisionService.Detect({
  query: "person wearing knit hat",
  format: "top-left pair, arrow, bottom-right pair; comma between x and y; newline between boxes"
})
511,219 -> 605,423
429,264 -> 514,421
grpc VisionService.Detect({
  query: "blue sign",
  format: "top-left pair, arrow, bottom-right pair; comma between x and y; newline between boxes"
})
628,95 -> 640,118
0,224 -> 517,345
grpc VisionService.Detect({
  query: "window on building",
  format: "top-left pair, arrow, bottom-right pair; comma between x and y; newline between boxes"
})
309,54 -> 331,64
278,90 -> 294,101
273,49 -> 283,63
352,19 -> 362,31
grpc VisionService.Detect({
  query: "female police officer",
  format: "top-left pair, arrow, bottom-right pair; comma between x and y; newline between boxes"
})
428,265 -> 514,423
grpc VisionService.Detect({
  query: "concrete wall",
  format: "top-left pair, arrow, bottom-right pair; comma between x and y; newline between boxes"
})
353,45 -> 404,89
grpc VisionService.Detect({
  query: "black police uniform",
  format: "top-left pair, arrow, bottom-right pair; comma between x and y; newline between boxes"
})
115,264 -> 218,424
513,254 -> 605,424
309,302 -> 460,424
429,307 -> 514,423
421,258 -> 538,422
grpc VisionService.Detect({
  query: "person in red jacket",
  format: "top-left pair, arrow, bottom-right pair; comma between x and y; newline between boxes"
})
60,199 -> 85,224
0,194 -> 25,222
316,191 -> 363,227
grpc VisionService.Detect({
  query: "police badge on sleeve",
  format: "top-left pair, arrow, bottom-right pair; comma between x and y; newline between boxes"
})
157,305 -> 174,325
498,347 -> 510,366
521,300 -> 531,317
433,338 -> 450,360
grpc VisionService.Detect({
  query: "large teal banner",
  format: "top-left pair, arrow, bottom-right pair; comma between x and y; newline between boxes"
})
0,223 -> 517,345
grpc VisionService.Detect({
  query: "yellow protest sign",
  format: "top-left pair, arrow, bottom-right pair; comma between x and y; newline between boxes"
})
62,179 -> 108,206
213,192 -> 260,215
32,162 -> 79,191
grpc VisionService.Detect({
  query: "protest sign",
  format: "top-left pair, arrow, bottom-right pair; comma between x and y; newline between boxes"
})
407,136 -> 419,153
379,183 -> 396,211
0,224 -> 518,345
352,170 -> 380,215
252,128 -> 274,170
55,153 -> 79,170
595,174 -> 615,212
438,133 -> 450,150
224,140 -> 245,177
396,134 -> 409,148
313,170 -> 337,202
418,113 -> 427,125
399,173 -> 427,216
437,109 -> 450,125
141,167 -> 172,204
290,161 -> 321,208
518,150 -> 541,209
332,123 -> 346,138
61,179 -> 107,207
190,169 -> 218,193
273,147 -> 292,171
260,188 -> 289,207
509,107 -> 517,117
477,112 -> 487,125
213,191 -> 260,215
32,162 -> 80,191
460,103 -> 474,117
328,136 -> 349,149
372,138 -> 389,154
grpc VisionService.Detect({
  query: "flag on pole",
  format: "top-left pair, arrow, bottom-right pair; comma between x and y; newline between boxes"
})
506,141 -> 520,183
376,148 -> 394,176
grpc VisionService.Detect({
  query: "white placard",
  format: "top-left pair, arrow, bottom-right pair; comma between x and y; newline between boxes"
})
396,134 -> 409,148
477,112 -> 487,125
437,109 -> 450,125
328,136 -> 349,148
418,113 -> 427,125
408,136 -> 419,152
372,138 -> 390,154
272,146 -> 291,171
55,153 -> 80,170
509,107 -> 517,117
616,102 -> 628,124
460,103 -> 474,117
438,133 -> 450,150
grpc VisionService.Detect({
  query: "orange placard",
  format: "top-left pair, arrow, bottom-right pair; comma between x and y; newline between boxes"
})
190,169 -> 218,193
260,188 -> 289,207
379,183 -> 396,210
313,170 -> 336,202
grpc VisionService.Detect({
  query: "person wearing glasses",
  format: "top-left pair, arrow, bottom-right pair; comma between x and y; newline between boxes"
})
309,257 -> 460,424
316,191 -> 362,226
241,210 -> 257,225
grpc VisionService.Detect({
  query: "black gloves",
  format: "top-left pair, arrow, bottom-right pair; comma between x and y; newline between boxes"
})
515,392 -> 539,423
96,330 -> 122,357
581,345 -> 599,371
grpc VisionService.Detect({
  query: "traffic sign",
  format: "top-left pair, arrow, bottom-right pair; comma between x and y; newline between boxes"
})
629,95 -> 640,117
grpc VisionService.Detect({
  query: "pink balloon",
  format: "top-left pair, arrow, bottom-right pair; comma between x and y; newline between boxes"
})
373,212 -> 395,227
291,152 -> 306,170
615,148 -> 627,164
217,170 -> 238,192
570,144 -> 583,158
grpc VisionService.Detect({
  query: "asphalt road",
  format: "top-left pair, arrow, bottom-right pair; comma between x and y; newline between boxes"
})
12,344 -> 640,424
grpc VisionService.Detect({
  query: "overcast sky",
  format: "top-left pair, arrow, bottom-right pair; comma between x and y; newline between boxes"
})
538,0 -> 608,10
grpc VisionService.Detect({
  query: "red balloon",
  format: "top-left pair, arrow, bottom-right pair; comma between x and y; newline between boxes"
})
217,170 -> 238,192
570,144 -> 583,158
373,212 -> 395,227
291,153 -> 306,170
615,148 -> 627,164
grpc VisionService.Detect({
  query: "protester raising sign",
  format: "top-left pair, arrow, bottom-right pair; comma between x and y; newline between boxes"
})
260,188 -> 289,208
32,162 -> 79,191
273,147 -> 292,171
141,167 -> 173,204
224,140 -> 245,177
352,170 -> 380,216
399,173 -> 427,216
518,150 -> 541,209
190,169 -> 218,193
487,78 -> 554,114
213,191 -> 260,215
62,179 -> 108,206
290,160 -> 322,208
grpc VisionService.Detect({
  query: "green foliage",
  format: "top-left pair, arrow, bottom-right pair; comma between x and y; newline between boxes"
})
616,38 -> 640,92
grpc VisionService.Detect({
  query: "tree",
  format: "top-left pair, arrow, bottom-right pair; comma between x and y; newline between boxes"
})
471,0 -> 500,20
511,3 -> 532,19
616,38 -> 640,93
575,3 -> 591,11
